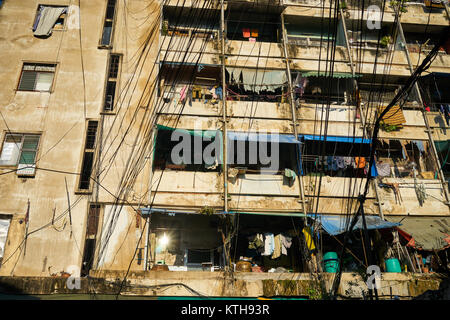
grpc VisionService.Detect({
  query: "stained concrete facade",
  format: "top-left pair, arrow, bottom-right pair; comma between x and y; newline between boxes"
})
0,0 -> 449,299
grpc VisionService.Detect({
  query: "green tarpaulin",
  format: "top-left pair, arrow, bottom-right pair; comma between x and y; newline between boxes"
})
434,140 -> 449,153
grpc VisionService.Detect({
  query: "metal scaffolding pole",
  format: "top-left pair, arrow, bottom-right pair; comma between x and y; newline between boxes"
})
340,7 -> 385,219
280,12 -> 308,216
220,0 -> 228,214
397,20 -> 450,206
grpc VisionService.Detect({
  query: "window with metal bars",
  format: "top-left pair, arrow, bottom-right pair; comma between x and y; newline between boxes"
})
104,54 -> 121,112
17,63 -> 56,92
99,0 -> 117,47
78,121 -> 98,190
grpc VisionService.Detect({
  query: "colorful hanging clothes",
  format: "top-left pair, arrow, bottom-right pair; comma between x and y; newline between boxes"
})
280,234 -> 292,256
354,157 -> 366,169
179,85 -> 187,102
302,227 -> 316,251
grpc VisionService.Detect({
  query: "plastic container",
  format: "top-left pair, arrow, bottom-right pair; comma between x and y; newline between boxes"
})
385,258 -> 402,272
323,252 -> 339,273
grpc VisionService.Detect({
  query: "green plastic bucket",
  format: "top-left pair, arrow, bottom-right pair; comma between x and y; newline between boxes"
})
385,258 -> 401,272
323,252 -> 339,273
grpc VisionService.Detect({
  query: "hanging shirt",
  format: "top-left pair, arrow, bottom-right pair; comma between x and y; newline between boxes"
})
355,157 -> 366,169
335,156 -> 346,169
280,234 -> 292,255
271,234 -> 282,259
344,157 -> 353,167
302,227 -> 316,251
263,233 -> 274,256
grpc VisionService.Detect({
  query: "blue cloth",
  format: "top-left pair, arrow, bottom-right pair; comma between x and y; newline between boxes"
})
215,86 -> 223,100
307,215 -> 401,236
300,135 -> 371,144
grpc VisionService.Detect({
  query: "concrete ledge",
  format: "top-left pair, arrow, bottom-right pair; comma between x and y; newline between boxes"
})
0,272 -> 448,299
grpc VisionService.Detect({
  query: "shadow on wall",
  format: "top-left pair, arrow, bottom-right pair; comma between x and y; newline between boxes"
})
433,115 -> 447,135
0,281 -> 40,300
413,273 -> 450,300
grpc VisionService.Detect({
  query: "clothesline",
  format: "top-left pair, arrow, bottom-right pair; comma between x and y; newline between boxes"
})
226,87 -> 288,98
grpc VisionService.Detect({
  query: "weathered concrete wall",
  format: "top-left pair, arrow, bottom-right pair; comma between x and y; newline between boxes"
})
378,178 -> 450,216
0,0 -> 160,276
1,271 -> 447,299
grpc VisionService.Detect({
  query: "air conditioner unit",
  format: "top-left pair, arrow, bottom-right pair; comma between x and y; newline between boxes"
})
16,164 -> 36,176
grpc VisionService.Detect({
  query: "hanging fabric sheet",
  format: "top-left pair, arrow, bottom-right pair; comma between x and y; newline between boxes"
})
226,67 -> 287,92
33,6 -> 67,37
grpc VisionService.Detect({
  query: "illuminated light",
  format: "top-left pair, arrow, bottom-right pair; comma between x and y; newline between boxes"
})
160,232 -> 169,247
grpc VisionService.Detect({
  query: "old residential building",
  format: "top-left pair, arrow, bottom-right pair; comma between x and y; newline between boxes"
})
0,0 -> 449,299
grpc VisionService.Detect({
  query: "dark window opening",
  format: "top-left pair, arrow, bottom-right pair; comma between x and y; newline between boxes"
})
228,140 -> 299,175
301,140 -> 371,178
81,239 -> 96,277
85,121 -> 98,149
108,54 -> 120,78
153,129 -> 221,172
79,121 -> 98,190
225,10 -> 280,43
105,0 -> 116,20
293,75 -> 353,105
79,152 -> 94,190
162,6 -> 220,38
104,81 -> 116,111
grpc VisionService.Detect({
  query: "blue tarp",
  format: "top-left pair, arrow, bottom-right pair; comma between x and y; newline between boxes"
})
299,135 -> 371,144
228,131 -> 300,144
308,214 -> 401,236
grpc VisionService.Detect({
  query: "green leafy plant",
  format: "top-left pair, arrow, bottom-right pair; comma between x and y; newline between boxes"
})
199,206 -> 215,216
340,1 -> 348,10
161,20 -> 168,36
380,35 -> 392,47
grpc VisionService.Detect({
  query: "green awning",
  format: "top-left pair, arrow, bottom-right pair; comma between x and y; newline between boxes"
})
300,71 -> 361,78
156,124 -> 220,139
